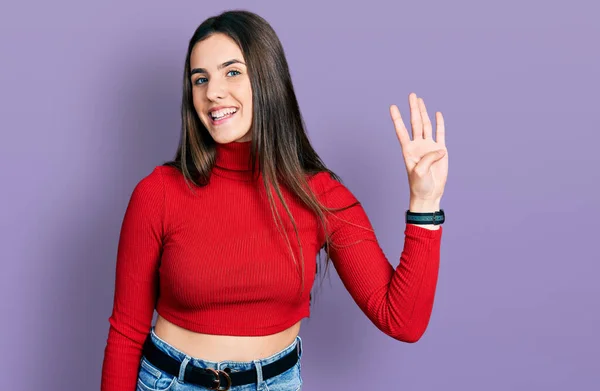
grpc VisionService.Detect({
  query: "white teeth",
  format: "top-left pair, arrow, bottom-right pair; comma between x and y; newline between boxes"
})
210,108 -> 237,120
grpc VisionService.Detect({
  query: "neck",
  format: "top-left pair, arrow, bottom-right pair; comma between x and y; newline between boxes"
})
213,140 -> 259,181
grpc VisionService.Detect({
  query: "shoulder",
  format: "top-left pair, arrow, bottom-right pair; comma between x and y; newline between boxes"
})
131,165 -> 186,198
128,166 -> 168,203
138,165 -> 181,187
307,171 -> 340,193
307,171 -> 359,207
154,165 -> 183,186
137,165 -> 187,189
121,167 -> 168,225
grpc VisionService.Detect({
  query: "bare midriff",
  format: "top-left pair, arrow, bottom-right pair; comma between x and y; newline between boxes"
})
153,314 -> 302,362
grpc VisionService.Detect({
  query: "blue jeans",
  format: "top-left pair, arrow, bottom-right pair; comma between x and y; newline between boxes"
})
137,327 -> 303,391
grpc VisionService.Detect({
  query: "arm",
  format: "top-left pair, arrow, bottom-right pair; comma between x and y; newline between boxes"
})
318,176 -> 442,343
101,167 -> 165,391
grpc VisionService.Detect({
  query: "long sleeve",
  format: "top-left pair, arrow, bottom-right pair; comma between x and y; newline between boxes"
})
318,174 -> 442,342
101,167 -> 165,391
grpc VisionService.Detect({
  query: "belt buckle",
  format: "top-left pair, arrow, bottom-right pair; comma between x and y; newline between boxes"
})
206,368 -> 232,391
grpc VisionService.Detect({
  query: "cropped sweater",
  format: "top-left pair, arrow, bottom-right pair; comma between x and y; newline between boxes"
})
101,140 -> 443,391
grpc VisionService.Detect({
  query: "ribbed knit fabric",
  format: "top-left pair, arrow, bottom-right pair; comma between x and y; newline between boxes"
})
100,140 -> 443,391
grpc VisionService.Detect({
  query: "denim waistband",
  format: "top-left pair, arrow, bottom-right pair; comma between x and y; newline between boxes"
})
148,326 -> 303,374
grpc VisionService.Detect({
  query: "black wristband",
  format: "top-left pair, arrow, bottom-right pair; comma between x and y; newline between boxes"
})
405,209 -> 445,225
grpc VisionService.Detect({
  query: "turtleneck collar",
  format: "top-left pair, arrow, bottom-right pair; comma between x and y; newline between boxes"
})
213,140 -> 260,181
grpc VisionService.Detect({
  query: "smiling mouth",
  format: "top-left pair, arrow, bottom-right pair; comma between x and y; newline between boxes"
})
209,109 -> 238,125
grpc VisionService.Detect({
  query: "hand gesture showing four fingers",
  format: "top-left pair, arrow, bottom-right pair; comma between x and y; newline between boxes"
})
390,92 -> 448,203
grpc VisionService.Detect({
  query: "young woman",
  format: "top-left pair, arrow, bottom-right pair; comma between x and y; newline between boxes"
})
101,9 -> 448,391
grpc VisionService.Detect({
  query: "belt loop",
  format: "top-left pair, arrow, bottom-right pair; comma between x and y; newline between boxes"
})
178,355 -> 192,383
253,359 -> 265,388
296,335 -> 303,359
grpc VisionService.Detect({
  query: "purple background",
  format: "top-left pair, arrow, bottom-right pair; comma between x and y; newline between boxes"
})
1,0 -> 598,390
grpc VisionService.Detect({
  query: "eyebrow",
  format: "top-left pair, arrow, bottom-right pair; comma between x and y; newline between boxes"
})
190,59 -> 245,75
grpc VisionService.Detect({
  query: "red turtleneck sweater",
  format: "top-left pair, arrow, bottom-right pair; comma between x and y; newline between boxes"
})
101,141 -> 443,391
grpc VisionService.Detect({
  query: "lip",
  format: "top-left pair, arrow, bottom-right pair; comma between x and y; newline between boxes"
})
209,107 -> 238,126
208,106 -> 238,114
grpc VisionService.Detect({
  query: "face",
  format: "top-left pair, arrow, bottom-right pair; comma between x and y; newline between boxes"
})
189,33 -> 253,144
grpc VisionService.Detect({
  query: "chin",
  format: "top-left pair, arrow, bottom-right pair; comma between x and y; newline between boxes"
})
208,129 -> 252,144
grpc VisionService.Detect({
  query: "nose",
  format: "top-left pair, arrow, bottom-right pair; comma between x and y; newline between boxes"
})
206,77 -> 227,101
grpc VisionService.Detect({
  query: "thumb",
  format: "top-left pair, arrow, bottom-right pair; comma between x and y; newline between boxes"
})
413,149 -> 446,176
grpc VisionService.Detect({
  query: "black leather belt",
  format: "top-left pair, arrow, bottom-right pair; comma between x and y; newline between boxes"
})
141,335 -> 300,390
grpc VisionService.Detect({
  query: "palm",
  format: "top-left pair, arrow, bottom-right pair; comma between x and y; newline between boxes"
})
390,93 -> 448,201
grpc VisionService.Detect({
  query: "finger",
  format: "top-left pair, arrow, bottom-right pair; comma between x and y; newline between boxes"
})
390,104 -> 410,147
435,111 -> 445,146
413,149 -> 446,177
419,98 -> 433,139
409,92 -> 423,140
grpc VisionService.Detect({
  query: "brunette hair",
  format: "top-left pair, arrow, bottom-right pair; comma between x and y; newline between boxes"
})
163,9 -> 358,299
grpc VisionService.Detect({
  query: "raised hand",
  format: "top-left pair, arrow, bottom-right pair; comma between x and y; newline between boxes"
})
390,93 -> 448,208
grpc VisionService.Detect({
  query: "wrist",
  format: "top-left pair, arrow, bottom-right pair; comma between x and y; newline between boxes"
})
409,198 -> 441,213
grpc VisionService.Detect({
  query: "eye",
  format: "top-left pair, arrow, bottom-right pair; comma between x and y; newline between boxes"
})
193,70 -> 240,86
194,77 -> 208,85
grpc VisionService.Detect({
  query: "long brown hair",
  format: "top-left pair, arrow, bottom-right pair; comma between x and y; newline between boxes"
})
163,9 -> 358,300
